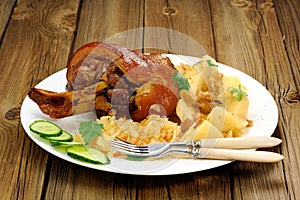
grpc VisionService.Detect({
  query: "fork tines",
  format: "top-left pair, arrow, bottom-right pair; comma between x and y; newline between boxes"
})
110,140 -> 148,154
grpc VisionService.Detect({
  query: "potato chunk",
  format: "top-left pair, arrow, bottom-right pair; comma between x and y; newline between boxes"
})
223,91 -> 249,117
193,120 -> 223,140
207,106 -> 248,132
221,76 -> 249,117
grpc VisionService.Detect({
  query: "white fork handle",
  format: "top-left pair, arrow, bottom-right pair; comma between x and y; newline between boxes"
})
200,148 -> 284,163
199,137 -> 282,149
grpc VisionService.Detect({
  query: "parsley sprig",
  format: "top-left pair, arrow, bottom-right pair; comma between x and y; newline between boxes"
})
172,72 -> 190,91
79,121 -> 103,144
227,85 -> 248,101
206,59 -> 218,67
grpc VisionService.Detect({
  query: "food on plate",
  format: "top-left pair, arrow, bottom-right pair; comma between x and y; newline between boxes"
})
192,120 -> 223,141
29,120 -> 110,165
28,42 -> 178,121
207,106 -> 249,133
28,42 -> 252,159
28,82 -> 107,118
222,76 -> 249,117
72,55 -> 251,157
30,120 -> 63,138
66,145 -> 110,165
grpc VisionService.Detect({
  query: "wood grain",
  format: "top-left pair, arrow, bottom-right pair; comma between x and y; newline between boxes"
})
144,0 -> 214,57
0,0 -> 17,41
274,0 -> 300,85
144,1 -> 231,199
211,0 -> 299,199
267,0 -> 300,199
0,0 -> 79,199
73,0 -> 145,51
0,0 -> 299,199
43,0 -> 144,199
211,0 -> 266,80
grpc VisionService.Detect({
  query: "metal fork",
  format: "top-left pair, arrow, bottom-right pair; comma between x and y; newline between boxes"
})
110,137 -> 284,163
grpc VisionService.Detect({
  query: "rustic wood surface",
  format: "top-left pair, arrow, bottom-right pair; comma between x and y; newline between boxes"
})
0,0 -> 299,199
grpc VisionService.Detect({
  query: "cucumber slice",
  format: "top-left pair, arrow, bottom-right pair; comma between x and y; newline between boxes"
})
30,120 -> 62,137
46,130 -> 73,142
51,141 -> 83,147
86,147 -> 110,164
66,146 -> 110,164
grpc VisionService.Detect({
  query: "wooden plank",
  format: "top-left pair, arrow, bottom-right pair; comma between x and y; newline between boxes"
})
0,0 -> 17,41
43,0 -> 144,199
211,0 -> 299,199
0,0 -> 79,199
210,1 -> 285,199
144,0 -> 215,57
260,0 -> 300,199
1,0 -> 298,199
274,0 -> 300,84
44,160 -> 117,200
42,159 -> 77,200
210,0 -> 266,80
167,167 -> 232,200
112,175 -> 139,200
143,1 -> 233,199
73,0 -> 144,50
137,177 -> 169,200
273,0 -> 300,92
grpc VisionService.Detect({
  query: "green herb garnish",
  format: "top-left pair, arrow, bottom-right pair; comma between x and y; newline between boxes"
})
227,85 -> 248,101
79,121 -> 103,144
172,72 -> 190,91
207,59 -> 218,67
126,154 -> 145,161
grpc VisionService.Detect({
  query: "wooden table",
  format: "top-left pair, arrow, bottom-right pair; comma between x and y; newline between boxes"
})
1,0 -> 299,199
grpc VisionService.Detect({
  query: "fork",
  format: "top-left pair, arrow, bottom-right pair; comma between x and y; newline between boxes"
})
110,137 -> 284,163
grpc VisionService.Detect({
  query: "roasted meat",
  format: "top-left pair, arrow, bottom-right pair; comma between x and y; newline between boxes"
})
28,42 -> 179,121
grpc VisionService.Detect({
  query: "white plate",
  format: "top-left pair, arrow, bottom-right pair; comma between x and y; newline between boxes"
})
20,55 -> 278,175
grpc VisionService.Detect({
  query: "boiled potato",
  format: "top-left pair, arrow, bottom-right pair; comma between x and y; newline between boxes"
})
223,91 -> 249,118
193,120 -> 223,140
207,106 -> 248,132
221,76 -> 249,117
174,63 -> 205,94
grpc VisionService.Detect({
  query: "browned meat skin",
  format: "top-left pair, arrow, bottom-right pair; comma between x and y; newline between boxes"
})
28,88 -> 78,118
130,82 -> 179,122
28,42 -> 179,120
66,42 -> 174,91
28,81 -> 108,118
